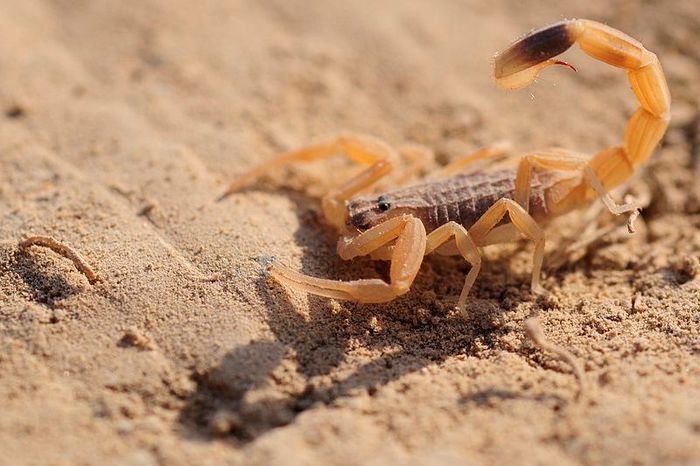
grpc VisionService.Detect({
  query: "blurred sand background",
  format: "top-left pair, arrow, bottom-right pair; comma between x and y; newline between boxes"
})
1,1 -> 699,464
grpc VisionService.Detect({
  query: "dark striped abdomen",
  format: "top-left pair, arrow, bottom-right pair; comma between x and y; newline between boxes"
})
385,168 -> 551,233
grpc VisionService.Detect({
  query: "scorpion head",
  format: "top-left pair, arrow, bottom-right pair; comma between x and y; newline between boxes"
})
346,193 -> 409,232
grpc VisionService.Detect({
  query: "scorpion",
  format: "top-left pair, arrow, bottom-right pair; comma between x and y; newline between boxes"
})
223,19 -> 670,315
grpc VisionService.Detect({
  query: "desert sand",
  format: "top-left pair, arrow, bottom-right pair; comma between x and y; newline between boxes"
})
1,1 -> 699,465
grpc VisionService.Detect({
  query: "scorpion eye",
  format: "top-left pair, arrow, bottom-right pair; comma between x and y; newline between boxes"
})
377,196 -> 391,212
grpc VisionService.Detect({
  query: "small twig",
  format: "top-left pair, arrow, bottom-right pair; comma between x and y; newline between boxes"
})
626,208 -> 641,234
623,193 -> 642,234
19,235 -> 99,284
524,316 -> 586,400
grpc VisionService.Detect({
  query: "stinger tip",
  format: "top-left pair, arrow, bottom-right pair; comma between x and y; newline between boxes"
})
553,60 -> 577,73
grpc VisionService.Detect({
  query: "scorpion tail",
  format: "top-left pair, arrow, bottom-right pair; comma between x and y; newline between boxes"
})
493,19 -> 670,172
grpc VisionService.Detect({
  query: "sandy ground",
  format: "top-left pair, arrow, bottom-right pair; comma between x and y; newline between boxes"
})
1,1 -> 699,465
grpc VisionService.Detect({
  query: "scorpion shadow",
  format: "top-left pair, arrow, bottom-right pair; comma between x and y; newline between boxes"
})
178,188 -> 562,442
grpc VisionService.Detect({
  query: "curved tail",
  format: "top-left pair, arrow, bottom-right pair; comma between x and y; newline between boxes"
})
494,19 -> 670,191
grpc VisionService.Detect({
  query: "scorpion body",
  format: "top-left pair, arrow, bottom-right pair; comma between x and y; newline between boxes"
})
223,19 -> 671,314
347,168 -> 568,234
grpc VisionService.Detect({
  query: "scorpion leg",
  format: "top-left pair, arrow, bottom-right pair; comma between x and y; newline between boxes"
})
394,143 -> 435,185
322,160 -> 393,230
513,149 -> 588,210
480,224 -> 523,246
424,222 -> 482,315
432,142 -> 512,178
270,216 -> 427,303
469,198 -> 545,293
221,133 -> 401,199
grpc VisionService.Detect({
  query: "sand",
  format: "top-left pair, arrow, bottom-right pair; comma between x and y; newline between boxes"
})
1,1 -> 699,465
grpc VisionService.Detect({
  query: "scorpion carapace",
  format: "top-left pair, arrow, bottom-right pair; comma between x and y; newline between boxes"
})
223,18 -> 670,314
